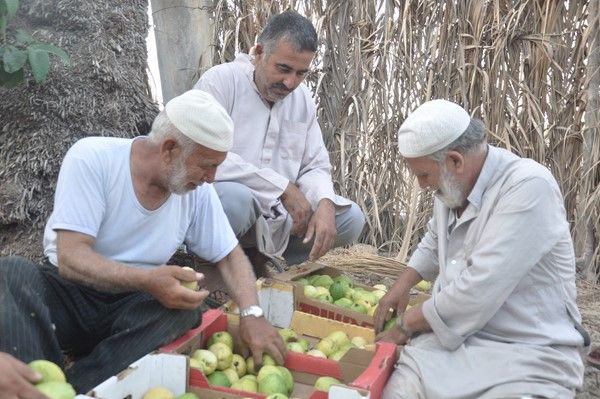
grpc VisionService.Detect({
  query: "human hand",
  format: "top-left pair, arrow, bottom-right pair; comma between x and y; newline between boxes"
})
375,325 -> 410,345
304,199 -> 336,261
142,265 -> 209,309
281,183 -> 312,237
239,316 -> 287,367
0,352 -> 46,399
373,286 -> 410,334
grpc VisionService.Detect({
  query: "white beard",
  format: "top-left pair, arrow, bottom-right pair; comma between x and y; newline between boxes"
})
167,156 -> 190,195
435,165 -> 466,209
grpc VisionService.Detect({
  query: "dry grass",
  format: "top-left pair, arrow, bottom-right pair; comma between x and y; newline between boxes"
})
208,0 -> 600,279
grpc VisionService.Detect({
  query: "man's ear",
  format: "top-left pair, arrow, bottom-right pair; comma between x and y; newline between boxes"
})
254,43 -> 264,59
160,139 -> 180,164
446,150 -> 464,173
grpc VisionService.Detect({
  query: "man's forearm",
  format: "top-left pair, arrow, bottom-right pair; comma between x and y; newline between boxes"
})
57,234 -> 149,293
217,246 -> 260,309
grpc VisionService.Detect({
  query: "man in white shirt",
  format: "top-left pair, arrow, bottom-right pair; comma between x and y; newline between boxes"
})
374,100 -> 589,398
0,90 -> 285,394
195,11 -> 365,271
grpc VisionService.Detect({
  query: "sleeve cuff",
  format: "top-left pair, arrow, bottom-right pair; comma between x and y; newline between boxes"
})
422,296 -> 466,350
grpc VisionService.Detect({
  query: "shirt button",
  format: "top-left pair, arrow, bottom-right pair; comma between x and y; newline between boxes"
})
451,260 -> 457,264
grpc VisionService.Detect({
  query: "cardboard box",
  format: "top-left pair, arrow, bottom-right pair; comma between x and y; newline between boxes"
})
160,309 -> 397,399
76,353 -> 274,399
273,262 -> 430,328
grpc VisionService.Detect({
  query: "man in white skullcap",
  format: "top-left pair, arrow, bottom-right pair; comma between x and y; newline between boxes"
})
0,90 -> 286,394
375,100 -> 588,398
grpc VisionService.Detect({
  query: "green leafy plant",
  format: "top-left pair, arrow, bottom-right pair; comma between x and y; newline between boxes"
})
0,0 -> 69,87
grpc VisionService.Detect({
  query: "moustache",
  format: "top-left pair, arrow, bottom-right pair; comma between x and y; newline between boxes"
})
271,83 -> 291,93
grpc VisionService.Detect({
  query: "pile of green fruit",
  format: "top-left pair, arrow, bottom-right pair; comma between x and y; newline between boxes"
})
28,360 -> 75,399
295,274 -> 388,315
280,327 -> 371,361
189,331 -> 294,398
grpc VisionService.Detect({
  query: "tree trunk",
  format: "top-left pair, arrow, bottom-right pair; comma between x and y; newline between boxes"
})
0,0 -> 157,261
150,0 -> 216,103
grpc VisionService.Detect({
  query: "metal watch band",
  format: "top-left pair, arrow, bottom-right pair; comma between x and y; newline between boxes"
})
239,305 -> 264,318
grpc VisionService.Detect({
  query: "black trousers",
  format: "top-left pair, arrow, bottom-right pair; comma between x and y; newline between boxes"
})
0,256 -> 202,393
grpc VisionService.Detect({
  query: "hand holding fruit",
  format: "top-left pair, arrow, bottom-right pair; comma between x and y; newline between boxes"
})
239,316 -> 287,367
0,353 -> 47,399
142,265 -> 209,310
373,285 -> 410,334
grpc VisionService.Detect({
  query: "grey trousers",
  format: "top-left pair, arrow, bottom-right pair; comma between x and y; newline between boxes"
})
215,181 -> 365,265
0,256 -> 202,393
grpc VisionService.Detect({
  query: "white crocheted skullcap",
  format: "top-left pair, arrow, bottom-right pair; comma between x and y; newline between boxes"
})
397,99 -> 471,158
165,90 -> 233,152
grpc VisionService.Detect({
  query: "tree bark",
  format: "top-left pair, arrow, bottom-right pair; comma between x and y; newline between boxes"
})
150,0 -> 216,103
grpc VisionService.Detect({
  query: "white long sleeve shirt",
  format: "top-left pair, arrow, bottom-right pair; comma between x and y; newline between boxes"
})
194,54 -> 350,256
398,145 -> 587,398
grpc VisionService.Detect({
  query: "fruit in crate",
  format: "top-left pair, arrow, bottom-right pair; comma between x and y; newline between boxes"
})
231,353 -> 247,377
231,377 -> 258,392
297,338 -> 310,351
351,336 -> 368,348
314,376 -> 342,392
142,387 -> 175,399
258,372 -> 288,395
223,367 -> 240,384
208,370 -> 232,387
208,342 -> 233,370
175,394 -> 199,399
373,284 -> 387,291
278,328 -> 298,342
35,381 -> 76,399
207,331 -> 234,350
306,349 -> 327,358
303,285 -> 319,298
286,342 -> 305,353
179,267 -> 198,290
191,349 -> 218,374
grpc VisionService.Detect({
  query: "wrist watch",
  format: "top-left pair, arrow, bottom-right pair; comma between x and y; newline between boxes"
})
396,313 -> 415,338
240,305 -> 264,318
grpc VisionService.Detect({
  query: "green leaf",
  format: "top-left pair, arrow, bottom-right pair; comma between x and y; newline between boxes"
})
3,44 -> 26,72
28,42 -> 70,65
15,28 -> 34,45
0,66 -> 24,87
5,0 -> 18,19
27,46 -> 49,83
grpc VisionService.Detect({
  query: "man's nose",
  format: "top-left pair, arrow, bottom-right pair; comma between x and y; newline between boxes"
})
283,75 -> 300,90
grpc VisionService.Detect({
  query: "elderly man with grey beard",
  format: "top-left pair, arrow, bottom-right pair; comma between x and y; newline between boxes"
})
374,100 -> 589,398
0,90 -> 286,395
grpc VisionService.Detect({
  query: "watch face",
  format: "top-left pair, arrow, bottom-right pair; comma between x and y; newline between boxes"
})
242,306 -> 263,318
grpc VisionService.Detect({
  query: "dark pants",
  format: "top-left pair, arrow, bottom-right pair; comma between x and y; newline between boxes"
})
0,256 -> 202,393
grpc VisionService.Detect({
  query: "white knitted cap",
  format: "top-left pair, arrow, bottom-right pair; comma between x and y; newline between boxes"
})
397,99 -> 471,158
165,90 -> 233,152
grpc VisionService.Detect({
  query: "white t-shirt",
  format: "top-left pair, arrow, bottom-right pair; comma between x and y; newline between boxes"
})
43,137 -> 237,268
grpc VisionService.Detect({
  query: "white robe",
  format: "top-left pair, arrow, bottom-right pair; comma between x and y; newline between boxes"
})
384,146 -> 587,399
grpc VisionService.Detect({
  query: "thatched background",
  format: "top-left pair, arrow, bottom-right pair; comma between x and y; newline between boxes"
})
0,0 -> 158,260
207,0 -> 600,279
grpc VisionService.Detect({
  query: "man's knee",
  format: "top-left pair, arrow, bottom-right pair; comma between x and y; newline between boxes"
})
214,182 -> 260,236
0,256 -> 41,284
335,202 -> 365,246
